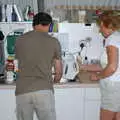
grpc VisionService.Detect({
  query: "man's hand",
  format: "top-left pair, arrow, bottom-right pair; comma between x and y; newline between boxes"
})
54,73 -> 62,83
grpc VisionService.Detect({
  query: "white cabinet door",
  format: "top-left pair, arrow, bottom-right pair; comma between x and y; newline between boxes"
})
84,88 -> 101,120
55,88 -> 84,120
84,100 -> 100,120
0,89 -> 39,120
85,88 -> 101,100
0,89 -> 16,120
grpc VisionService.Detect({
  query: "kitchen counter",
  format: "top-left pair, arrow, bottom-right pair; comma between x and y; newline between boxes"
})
0,71 -> 100,89
0,82 -> 99,89
54,82 -> 99,88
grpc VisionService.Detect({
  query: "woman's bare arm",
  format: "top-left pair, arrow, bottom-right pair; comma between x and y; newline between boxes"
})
96,45 -> 118,79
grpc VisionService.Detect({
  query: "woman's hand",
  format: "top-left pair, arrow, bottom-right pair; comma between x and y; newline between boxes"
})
90,73 -> 100,81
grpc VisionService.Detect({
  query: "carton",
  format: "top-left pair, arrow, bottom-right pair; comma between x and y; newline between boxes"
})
77,71 -> 98,83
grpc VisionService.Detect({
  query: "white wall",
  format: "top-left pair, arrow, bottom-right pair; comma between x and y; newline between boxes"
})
58,23 -> 104,62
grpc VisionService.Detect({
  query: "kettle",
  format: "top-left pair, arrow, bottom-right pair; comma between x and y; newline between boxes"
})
62,53 -> 79,81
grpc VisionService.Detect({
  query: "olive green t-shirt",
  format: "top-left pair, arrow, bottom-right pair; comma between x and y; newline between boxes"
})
15,31 -> 61,95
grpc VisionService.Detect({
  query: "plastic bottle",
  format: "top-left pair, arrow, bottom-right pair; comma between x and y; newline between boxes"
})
6,56 -> 14,84
12,5 -> 17,21
6,71 -> 14,84
83,56 -> 88,64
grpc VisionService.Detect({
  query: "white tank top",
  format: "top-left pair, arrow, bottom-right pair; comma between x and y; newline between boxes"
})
100,31 -> 120,81
100,48 -> 107,69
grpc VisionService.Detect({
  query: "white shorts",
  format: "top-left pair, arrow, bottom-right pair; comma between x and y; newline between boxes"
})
100,79 -> 120,112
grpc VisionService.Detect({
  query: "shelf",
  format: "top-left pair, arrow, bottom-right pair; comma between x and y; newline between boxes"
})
0,21 -> 32,24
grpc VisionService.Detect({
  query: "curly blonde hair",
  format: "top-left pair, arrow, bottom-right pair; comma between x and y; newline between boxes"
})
97,11 -> 120,31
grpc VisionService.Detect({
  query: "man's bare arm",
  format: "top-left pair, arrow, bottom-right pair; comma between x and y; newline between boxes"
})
54,59 -> 63,83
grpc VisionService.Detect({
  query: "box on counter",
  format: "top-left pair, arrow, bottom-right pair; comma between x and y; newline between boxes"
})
76,57 -> 98,83
77,71 -> 98,83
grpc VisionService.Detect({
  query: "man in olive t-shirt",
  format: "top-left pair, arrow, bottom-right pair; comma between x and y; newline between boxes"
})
15,12 -> 62,120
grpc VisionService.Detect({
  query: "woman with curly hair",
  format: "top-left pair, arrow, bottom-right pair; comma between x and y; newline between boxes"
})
80,11 -> 120,120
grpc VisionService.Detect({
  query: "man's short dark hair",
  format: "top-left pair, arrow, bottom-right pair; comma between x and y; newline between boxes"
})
32,12 -> 52,26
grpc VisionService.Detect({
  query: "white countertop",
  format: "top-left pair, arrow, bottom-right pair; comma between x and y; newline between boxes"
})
0,82 -> 99,89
